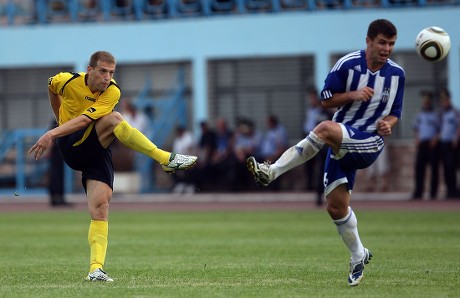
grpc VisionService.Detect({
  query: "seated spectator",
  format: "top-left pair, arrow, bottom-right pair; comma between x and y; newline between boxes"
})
79,0 -> 100,22
256,114 -> 289,191
257,114 -> 289,162
208,117 -> 238,191
303,87 -> 334,204
233,118 -> 262,191
183,121 -> 217,192
119,100 -> 150,171
171,125 -> 197,194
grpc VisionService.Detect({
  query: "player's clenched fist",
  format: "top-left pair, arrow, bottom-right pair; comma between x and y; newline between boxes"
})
376,120 -> 392,136
353,86 -> 374,102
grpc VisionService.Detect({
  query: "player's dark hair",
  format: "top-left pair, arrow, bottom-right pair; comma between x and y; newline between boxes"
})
89,51 -> 116,67
367,19 -> 397,40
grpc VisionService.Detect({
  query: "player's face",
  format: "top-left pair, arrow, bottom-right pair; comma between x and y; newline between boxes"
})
87,61 -> 116,93
366,33 -> 396,70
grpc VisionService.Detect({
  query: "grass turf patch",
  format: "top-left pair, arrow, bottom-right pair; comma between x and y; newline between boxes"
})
0,209 -> 459,297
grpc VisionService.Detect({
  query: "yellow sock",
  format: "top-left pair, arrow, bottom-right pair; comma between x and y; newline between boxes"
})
88,220 -> 108,272
114,120 -> 170,165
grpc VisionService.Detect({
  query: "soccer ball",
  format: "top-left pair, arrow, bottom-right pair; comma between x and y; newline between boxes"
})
415,26 -> 451,62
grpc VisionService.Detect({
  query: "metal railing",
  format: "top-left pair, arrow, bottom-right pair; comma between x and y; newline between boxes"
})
132,67 -> 188,192
0,128 -> 50,196
1,0 -> 458,26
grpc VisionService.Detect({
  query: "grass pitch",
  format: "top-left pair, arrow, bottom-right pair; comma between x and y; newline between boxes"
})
0,208 -> 459,297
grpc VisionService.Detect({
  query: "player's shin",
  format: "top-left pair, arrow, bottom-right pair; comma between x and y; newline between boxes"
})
271,132 -> 325,178
88,220 -> 109,272
334,207 -> 365,264
113,120 -> 170,165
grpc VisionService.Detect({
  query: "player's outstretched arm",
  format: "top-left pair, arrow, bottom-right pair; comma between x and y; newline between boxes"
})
29,115 -> 92,160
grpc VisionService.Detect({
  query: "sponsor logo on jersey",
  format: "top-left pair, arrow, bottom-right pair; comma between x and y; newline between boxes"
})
354,65 -> 361,72
85,96 -> 96,102
87,107 -> 96,113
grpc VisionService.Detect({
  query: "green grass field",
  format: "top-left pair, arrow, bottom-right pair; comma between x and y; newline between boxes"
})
0,209 -> 459,297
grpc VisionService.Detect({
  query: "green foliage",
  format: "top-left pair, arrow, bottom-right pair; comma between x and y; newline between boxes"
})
0,210 -> 459,297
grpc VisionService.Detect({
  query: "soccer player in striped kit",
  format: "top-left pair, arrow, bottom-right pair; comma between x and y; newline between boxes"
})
247,19 -> 405,286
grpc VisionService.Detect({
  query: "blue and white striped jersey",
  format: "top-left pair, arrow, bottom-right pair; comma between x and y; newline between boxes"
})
321,50 -> 405,133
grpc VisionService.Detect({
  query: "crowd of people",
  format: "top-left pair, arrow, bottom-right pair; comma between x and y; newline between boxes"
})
167,114 -> 290,193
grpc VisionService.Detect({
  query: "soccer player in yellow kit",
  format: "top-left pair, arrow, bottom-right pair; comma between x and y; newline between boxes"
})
29,51 -> 197,282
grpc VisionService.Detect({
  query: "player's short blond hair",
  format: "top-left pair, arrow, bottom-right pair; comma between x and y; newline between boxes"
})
89,51 -> 116,67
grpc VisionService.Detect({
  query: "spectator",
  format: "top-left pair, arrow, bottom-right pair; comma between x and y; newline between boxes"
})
47,119 -> 72,207
171,125 -> 196,194
411,91 -> 440,200
120,100 -> 150,166
257,114 -> 289,191
303,87 -> 334,205
120,100 -> 149,135
258,114 -> 289,162
197,120 -> 217,165
438,87 -> 460,199
234,118 -> 262,191
186,120 -> 218,191
118,100 -> 153,190
209,118 -> 238,191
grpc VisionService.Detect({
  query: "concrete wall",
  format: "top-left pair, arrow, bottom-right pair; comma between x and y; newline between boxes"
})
1,6 -> 459,129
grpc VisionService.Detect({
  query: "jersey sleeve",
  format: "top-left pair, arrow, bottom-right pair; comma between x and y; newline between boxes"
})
320,51 -> 364,101
82,82 -> 121,120
321,63 -> 348,101
48,72 -> 74,94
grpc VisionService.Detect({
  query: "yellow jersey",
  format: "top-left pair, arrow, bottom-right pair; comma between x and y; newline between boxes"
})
48,71 -> 121,145
48,71 -> 121,125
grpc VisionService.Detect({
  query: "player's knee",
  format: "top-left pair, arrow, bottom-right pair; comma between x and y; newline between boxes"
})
98,111 -> 124,132
326,202 -> 348,220
108,111 -> 124,123
314,121 -> 335,139
90,201 -> 110,220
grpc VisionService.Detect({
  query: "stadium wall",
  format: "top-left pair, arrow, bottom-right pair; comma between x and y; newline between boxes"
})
0,6 -> 459,129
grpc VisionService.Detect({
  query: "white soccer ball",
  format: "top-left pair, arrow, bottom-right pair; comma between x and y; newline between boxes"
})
415,26 -> 451,62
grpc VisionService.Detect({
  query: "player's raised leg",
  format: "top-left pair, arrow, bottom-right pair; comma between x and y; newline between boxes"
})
247,131 -> 325,185
96,112 -> 197,173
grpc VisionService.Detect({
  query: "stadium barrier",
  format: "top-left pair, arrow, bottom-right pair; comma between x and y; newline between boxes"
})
1,0 -> 459,26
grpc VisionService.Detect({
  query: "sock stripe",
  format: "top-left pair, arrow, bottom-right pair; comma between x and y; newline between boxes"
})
307,132 -> 325,150
334,207 -> 353,226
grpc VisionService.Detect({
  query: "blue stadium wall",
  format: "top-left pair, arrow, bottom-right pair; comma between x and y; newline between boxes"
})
0,6 -> 459,126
